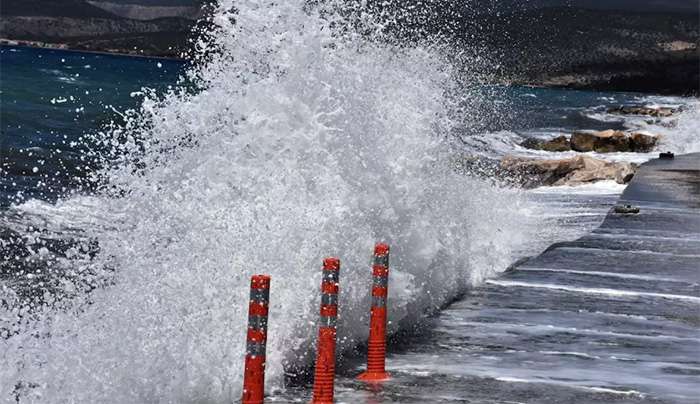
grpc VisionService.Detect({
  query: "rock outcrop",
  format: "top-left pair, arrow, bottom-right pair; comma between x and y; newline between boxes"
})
500,155 -> 636,187
607,105 -> 676,117
629,132 -> 660,153
570,130 -> 659,153
520,135 -> 571,152
570,130 -> 630,153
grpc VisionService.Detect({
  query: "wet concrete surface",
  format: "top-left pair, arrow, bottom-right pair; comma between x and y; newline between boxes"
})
334,153 -> 700,403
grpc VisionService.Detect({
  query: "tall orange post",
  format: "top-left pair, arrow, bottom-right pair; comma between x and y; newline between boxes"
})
311,258 -> 341,404
242,274 -> 271,404
358,243 -> 390,382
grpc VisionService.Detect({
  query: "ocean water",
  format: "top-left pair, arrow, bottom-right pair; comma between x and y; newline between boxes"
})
1,1 -> 699,403
1,46 -> 185,208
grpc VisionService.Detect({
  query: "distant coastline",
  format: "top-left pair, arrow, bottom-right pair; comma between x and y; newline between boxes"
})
3,37 -> 695,97
0,39 -> 185,61
2,6 -> 697,96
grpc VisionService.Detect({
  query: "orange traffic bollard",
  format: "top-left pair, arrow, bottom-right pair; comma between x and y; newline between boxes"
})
311,258 -> 341,404
242,274 -> 271,404
358,243 -> 390,382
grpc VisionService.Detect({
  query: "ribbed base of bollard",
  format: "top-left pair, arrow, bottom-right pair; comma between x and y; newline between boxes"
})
357,371 -> 390,382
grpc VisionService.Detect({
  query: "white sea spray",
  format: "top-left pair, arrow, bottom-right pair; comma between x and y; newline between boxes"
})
1,1 -> 544,402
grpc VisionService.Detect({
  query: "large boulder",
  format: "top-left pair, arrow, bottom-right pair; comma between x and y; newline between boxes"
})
608,105 -> 676,117
571,130 -> 631,153
563,156 -> 636,185
629,132 -> 659,152
520,135 -> 571,152
570,130 -> 659,153
500,155 -> 636,187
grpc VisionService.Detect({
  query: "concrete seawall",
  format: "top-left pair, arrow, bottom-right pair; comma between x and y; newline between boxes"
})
371,153 -> 699,403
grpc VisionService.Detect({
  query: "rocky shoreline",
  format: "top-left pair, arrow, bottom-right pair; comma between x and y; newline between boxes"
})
462,105 -> 683,189
522,130 -> 659,154
0,38 -> 185,60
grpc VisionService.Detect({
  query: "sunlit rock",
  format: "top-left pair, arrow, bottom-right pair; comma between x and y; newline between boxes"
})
500,155 -> 636,187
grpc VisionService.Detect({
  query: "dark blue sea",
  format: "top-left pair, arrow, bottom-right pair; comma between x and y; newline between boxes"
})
1,45 -> 185,208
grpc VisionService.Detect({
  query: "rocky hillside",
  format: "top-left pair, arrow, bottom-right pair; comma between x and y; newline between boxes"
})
1,0 -> 118,18
0,0 -> 201,57
472,7 -> 699,95
1,2 -> 698,93
86,1 -> 202,21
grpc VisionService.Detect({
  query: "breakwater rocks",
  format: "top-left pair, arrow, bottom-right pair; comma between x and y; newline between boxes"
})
522,131 -> 659,153
521,104 -> 674,154
608,105 -> 677,117
521,104 -> 675,153
499,155 -> 636,188
498,103 -> 685,188
570,130 -> 658,153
